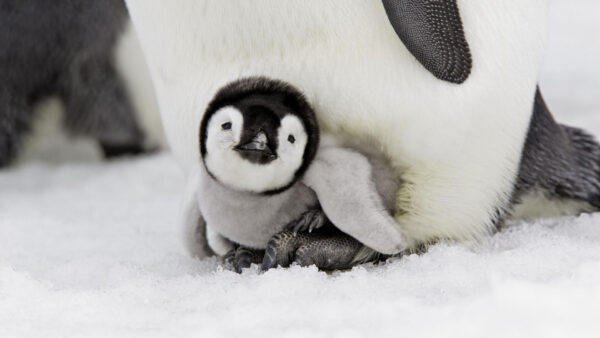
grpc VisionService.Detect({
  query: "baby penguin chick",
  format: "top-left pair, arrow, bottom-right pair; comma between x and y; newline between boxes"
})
198,77 -> 406,272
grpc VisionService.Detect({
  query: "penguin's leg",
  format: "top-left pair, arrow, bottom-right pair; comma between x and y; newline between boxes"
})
512,88 -> 600,213
261,227 -> 380,271
59,54 -> 147,158
0,92 -> 30,167
223,246 -> 265,273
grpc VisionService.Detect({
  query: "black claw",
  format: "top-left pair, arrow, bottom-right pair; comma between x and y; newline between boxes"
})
261,231 -> 305,271
223,247 -> 264,273
291,218 -> 306,234
307,216 -> 320,233
286,209 -> 328,234
261,245 -> 278,271
234,251 -> 253,273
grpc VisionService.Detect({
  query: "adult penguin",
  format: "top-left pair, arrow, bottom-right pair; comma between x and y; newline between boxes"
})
0,0 -> 162,166
125,0 -> 600,257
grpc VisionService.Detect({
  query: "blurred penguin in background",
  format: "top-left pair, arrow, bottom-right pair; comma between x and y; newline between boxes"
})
0,0 -> 164,167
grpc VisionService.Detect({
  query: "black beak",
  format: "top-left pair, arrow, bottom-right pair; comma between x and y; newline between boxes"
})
235,131 -> 276,163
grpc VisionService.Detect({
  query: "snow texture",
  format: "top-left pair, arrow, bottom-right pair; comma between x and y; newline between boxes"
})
1,1 -> 600,337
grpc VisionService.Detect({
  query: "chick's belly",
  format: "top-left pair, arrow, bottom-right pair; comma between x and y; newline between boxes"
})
215,215 -> 287,249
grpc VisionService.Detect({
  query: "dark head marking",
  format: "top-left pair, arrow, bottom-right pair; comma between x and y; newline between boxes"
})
200,76 -> 320,194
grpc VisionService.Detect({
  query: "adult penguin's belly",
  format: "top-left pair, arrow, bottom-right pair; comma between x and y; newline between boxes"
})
128,0 -> 548,243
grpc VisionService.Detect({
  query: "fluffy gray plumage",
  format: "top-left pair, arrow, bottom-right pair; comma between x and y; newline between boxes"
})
0,0 -> 145,167
195,77 -> 405,270
199,137 -> 402,245
198,165 -> 319,250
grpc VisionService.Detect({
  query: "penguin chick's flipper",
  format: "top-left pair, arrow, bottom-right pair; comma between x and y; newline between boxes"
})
382,0 -> 472,84
261,229 -> 366,271
60,54 -> 147,159
223,247 -> 265,273
287,209 -> 328,234
302,147 -> 407,255
182,171 -> 216,258
513,88 -> 600,209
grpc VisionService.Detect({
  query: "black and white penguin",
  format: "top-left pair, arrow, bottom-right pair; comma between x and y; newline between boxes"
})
0,0 -> 153,167
126,0 -> 600,257
197,77 -> 404,271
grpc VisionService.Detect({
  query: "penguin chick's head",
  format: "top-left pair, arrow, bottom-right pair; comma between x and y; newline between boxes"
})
200,77 -> 319,194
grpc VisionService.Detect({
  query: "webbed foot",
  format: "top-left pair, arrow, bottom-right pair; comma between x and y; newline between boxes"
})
261,228 -> 373,271
294,235 -> 365,270
100,142 -> 148,158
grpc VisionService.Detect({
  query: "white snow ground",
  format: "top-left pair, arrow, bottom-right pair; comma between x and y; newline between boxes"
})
1,1 -> 600,337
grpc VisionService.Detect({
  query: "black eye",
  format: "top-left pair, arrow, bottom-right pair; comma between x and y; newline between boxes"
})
288,135 -> 295,144
221,122 -> 232,130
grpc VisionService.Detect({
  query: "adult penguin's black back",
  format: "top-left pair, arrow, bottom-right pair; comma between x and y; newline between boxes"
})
511,89 -> 600,219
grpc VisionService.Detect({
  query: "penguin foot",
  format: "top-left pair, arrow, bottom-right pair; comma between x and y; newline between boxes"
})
287,209 -> 328,234
294,234 -> 365,270
223,247 -> 264,273
0,127 -> 22,168
0,95 -> 29,168
261,228 -> 370,271
261,231 -> 309,270
99,141 -> 156,159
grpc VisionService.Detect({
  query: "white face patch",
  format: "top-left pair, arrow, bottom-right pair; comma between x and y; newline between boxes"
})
204,108 -> 309,193
276,114 -> 308,176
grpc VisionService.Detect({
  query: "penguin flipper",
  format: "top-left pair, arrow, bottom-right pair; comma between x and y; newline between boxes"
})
182,171 -> 216,258
302,147 -> 407,255
382,0 -> 472,84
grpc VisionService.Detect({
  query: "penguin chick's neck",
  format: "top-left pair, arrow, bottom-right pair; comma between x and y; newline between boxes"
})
204,161 -> 301,196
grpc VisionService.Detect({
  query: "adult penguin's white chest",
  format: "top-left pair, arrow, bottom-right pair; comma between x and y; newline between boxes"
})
128,0 -> 549,244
